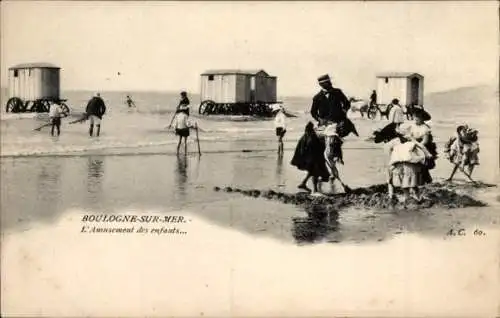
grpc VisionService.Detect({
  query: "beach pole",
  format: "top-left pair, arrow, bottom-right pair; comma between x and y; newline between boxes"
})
33,122 -> 52,131
195,122 -> 201,156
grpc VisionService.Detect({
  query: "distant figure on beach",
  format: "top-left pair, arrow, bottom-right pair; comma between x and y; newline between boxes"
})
48,103 -> 66,136
387,98 -> 404,125
370,90 -> 377,107
177,91 -> 190,115
291,122 -> 330,195
444,124 -> 479,182
170,108 -> 191,155
126,95 -> 136,108
85,93 -> 107,137
310,74 -> 358,137
274,106 -> 287,154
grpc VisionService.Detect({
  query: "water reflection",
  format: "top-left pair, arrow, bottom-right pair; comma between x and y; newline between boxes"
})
275,153 -> 285,188
86,156 -> 105,204
36,160 -> 62,217
175,155 -> 188,200
292,206 -> 340,244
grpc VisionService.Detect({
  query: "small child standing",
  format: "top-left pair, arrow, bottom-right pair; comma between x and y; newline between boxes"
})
274,107 -> 287,154
48,103 -> 64,136
170,108 -> 191,155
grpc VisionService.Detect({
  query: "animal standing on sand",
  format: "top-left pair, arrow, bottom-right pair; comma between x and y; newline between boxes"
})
348,97 -> 370,118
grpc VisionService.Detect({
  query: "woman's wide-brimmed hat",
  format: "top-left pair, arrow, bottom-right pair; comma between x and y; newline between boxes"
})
413,108 -> 431,121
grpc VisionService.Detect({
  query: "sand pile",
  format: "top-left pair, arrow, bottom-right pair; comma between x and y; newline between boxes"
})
214,182 -> 493,214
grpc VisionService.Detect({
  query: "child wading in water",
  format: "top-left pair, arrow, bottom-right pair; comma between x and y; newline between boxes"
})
274,106 -> 287,154
169,108 -> 191,155
48,103 -> 67,136
291,122 -> 330,195
444,124 -> 479,181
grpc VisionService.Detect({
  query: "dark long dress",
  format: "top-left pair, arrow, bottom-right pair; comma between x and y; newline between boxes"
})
291,132 -> 330,181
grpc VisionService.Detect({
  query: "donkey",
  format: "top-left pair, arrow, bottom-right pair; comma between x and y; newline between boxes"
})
348,97 -> 369,118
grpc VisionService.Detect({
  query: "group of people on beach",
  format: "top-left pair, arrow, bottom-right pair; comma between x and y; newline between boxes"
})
41,74 -> 480,199
44,93 -> 107,137
288,74 -> 480,201
290,74 -> 358,196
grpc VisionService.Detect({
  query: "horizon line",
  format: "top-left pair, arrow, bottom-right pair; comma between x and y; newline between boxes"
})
0,82 -> 496,99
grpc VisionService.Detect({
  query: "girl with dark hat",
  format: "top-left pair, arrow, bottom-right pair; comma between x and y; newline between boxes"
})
291,122 -> 330,194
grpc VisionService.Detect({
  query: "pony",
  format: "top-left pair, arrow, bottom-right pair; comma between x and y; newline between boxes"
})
348,98 -> 369,118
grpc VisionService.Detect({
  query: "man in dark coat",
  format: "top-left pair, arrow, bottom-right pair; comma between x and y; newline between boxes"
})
85,93 -> 107,137
370,90 -> 377,107
310,75 -> 358,137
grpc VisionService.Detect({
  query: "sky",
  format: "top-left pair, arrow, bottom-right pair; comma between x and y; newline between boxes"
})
1,1 -> 498,97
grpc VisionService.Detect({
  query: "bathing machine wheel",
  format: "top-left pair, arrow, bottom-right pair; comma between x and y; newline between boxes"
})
199,100 -> 216,115
5,97 -> 25,113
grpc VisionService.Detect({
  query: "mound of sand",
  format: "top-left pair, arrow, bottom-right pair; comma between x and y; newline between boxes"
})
214,182 -> 493,214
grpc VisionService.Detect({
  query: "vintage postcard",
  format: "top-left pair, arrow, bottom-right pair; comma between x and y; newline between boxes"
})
1,1 -> 499,317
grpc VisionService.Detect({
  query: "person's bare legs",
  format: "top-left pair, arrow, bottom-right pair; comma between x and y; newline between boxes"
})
466,165 -> 475,177
446,165 -> 459,182
184,136 -> 188,155
298,173 -> 312,192
176,136 -> 182,155
312,176 -> 319,193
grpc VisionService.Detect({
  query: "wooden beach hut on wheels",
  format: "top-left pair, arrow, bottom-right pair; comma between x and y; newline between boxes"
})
376,72 -> 424,106
5,62 -> 70,113
198,69 -> 280,117
370,72 -> 424,120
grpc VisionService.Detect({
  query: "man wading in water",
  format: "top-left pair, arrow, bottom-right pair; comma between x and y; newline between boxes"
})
85,93 -> 107,137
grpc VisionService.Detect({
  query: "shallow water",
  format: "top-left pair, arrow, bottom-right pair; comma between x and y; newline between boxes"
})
1,85 -> 499,244
2,147 -> 499,245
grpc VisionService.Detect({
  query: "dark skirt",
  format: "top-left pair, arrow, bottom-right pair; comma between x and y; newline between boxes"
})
291,134 -> 330,181
275,127 -> 286,137
176,128 -> 190,137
